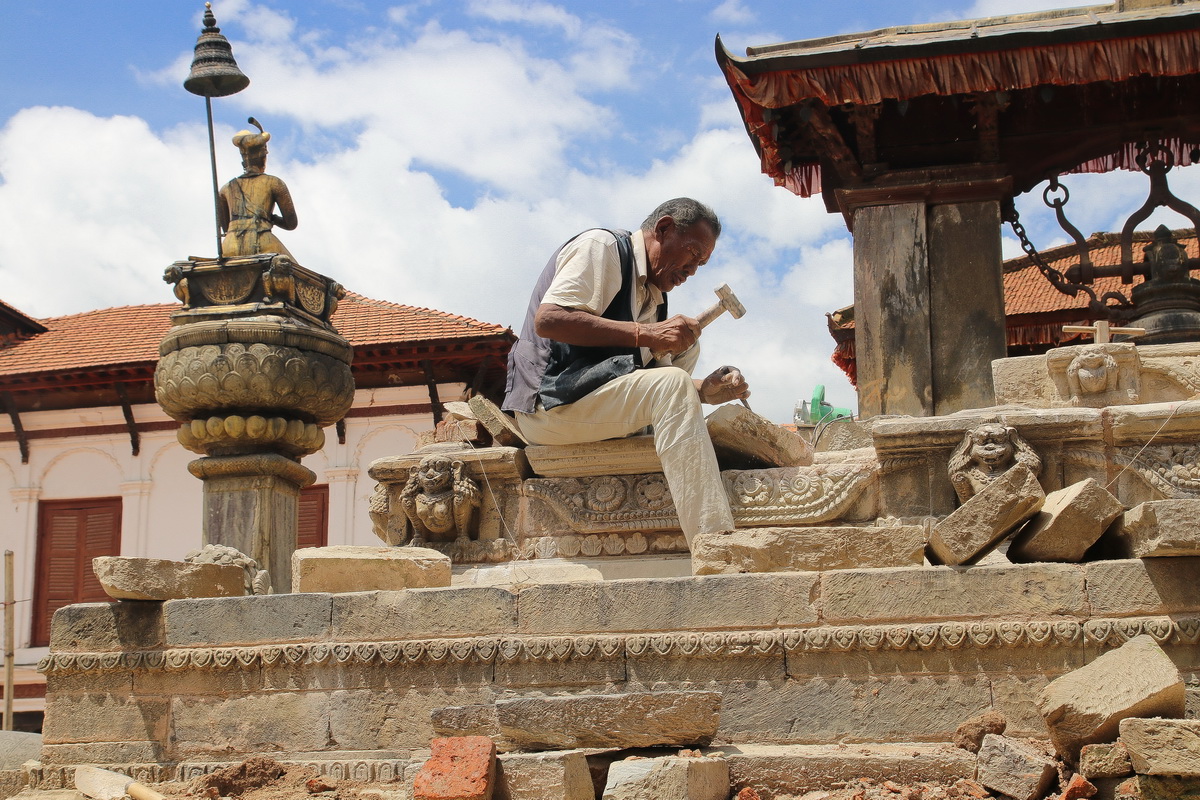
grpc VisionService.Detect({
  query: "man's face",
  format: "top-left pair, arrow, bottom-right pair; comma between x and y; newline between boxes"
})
646,216 -> 717,293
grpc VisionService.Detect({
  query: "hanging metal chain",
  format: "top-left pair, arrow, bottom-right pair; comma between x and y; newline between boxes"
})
1005,198 -> 1134,317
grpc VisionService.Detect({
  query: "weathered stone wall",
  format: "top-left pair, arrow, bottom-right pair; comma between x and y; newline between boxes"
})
36,558 -> 1200,777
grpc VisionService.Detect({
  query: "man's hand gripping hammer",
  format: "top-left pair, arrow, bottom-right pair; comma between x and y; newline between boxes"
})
651,283 -> 751,410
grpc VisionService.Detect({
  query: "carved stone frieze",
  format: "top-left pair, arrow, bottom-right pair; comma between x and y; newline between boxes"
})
525,459 -> 879,534
28,758 -> 410,790
175,413 -> 325,458
39,615 -> 1199,678
1114,443 -> 1200,498
520,531 -> 688,559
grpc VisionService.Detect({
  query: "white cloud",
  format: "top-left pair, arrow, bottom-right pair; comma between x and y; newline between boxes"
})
709,0 -> 757,27
466,0 -> 582,37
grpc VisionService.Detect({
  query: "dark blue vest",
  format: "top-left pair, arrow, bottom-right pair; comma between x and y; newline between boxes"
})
502,229 -> 667,413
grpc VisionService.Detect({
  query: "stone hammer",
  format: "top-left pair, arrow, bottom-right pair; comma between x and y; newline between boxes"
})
650,283 -> 746,362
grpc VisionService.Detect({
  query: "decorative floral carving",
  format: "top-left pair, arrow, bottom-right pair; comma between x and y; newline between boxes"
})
175,413 -> 325,458
1116,443 -> 1200,498
155,340 -> 353,427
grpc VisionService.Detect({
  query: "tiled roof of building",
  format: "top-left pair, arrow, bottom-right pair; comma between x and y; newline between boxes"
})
0,292 -> 511,379
1003,228 -> 1198,317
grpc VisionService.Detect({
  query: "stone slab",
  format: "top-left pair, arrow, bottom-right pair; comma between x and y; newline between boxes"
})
1114,501 -> 1200,558
0,732 -> 41,770
929,465 -> 1045,565
690,525 -> 925,575
1085,558 -> 1200,617
602,756 -> 728,800
717,743 -> 976,797
525,436 -> 661,477
1118,775 -> 1200,799
92,557 -> 246,601
1038,634 -> 1186,762
291,546 -> 451,593
820,563 -> 1086,624
163,593 -> 333,646
494,751 -> 598,800
49,602 -> 164,652
706,404 -> 813,469
333,587 -> 517,640
1080,741 -> 1134,780
1120,717 -> 1200,777
977,734 -> 1057,800
515,573 -> 818,634
495,692 -> 720,750
1009,478 -> 1124,563
413,736 -> 496,800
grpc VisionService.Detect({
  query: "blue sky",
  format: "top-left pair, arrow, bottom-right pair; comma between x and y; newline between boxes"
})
2,0 -> 1195,422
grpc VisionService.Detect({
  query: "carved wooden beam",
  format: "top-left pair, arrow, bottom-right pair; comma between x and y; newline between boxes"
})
421,359 -> 444,426
470,354 -> 494,398
799,102 -> 862,182
1,392 -> 29,464
114,382 -> 140,456
848,104 -> 882,166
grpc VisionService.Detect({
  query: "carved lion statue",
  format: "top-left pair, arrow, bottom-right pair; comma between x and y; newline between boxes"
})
947,422 -> 1041,503
399,454 -> 481,546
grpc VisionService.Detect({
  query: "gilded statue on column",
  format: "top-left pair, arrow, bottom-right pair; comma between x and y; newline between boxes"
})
217,118 -> 298,258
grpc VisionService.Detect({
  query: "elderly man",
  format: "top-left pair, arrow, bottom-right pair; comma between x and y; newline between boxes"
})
502,197 -> 750,546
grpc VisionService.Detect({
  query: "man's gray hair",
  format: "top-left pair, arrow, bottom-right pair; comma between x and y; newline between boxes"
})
640,197 -> 721,238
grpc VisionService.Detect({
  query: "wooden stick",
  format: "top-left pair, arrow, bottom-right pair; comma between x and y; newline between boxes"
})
3,550 -> 13,731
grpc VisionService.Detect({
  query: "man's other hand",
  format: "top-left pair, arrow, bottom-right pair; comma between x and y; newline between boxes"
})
699,365 -> 751,405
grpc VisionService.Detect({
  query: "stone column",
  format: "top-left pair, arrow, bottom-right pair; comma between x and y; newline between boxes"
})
155,254 -> 354,592
189,454 -> 315,588
844,174 -> 1008,418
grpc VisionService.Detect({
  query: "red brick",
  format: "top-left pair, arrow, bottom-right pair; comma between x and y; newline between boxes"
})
1060,773 -> 1098,800
413,736 -> 496,800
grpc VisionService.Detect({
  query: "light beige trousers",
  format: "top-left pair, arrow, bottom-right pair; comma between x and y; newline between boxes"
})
512,359 -> 735,546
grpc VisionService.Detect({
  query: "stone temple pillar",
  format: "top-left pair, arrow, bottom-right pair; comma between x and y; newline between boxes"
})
154,254 -> 354,591
844,173 -> 1008,418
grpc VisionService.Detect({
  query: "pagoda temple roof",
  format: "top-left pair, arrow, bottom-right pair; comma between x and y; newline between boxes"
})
717,1 -> 1200,203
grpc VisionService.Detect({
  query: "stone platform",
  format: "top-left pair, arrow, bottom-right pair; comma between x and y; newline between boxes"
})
32,557 -> 1200,782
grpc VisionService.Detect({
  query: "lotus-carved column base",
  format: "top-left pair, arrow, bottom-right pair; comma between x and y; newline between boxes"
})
188,453 -> 316,591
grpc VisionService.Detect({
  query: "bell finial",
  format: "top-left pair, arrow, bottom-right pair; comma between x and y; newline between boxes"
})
184,3 -> 250,98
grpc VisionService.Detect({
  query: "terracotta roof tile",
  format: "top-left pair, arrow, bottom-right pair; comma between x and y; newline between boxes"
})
0,292 -> 510,379
1004,228 -> 1198,316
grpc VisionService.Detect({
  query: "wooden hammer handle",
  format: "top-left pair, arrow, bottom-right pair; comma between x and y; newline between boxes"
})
128,782 -> 167,800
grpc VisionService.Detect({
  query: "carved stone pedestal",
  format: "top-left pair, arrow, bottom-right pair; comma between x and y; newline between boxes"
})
188,453 -> 316,591
155,254 -> 355,590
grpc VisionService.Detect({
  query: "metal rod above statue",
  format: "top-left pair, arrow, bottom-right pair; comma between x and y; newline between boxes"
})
183,2 -> 249,263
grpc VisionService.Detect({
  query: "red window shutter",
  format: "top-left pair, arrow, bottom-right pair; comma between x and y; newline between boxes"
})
298,485 -> 329,550
33,498 -> 121,647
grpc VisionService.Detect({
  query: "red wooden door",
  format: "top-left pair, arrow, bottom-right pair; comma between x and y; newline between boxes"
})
298,484 -> 329,550
32,498 -> 121,646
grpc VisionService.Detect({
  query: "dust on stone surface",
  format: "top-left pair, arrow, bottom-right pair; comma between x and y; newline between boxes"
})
152,758 -> 405,800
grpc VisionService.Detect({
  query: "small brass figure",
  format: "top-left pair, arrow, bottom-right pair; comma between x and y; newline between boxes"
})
947,422 -> 1042,503
399,455 -> 481,546
218,118 -> 298,259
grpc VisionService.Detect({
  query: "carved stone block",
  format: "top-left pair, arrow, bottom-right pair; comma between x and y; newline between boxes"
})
1047,343 -> 1141,408
92,557 -> 245,601
1008,478 -> 1124,563
929,465 -> 1045,565
690,525 -> 925,575
1111,500 -> 1200,557
495,691 -> 720,750
291,546 -> 451,593
706,404 -> 813,469
1037,634 -> 1186,762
